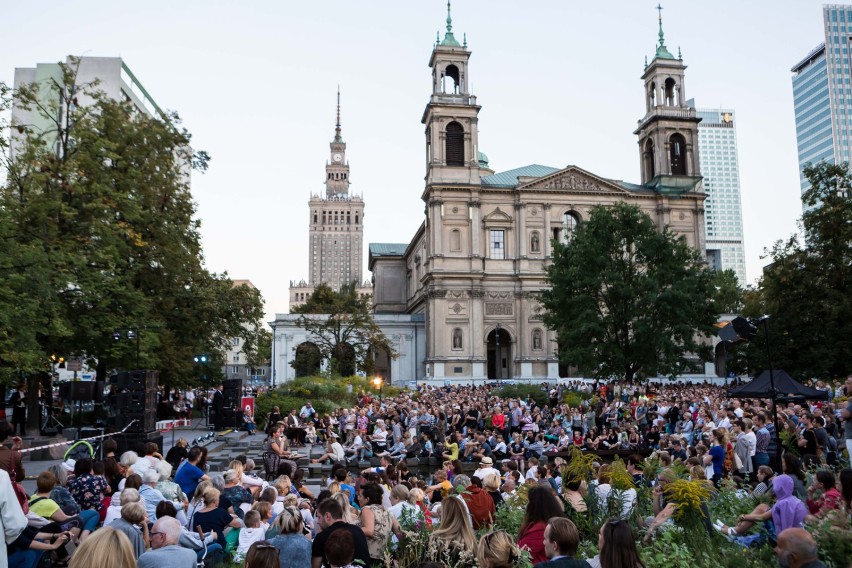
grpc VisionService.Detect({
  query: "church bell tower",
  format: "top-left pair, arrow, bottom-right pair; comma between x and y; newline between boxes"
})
634,7 -> 702,194
423,1 -> 482,186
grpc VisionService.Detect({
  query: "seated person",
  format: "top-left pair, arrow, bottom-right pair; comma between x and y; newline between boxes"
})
312,434 -> 346,464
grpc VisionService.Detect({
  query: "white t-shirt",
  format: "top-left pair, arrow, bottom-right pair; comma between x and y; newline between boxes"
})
473,466 -> 500,480
330,442 -> 345,461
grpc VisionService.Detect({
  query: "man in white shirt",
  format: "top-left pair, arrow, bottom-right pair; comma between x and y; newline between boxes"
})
473,456 -> 500,481
300,401 -> 315,421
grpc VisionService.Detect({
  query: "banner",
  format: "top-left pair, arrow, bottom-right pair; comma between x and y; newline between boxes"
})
241,396 -> 255,417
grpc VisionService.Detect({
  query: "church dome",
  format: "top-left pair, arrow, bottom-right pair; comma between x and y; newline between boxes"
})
478,150 -> 489,168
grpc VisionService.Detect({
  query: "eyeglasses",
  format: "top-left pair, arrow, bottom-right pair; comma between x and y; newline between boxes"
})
150,531 -> 165,538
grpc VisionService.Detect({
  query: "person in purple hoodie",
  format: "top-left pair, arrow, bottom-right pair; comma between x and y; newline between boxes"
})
714,474 -> 808,538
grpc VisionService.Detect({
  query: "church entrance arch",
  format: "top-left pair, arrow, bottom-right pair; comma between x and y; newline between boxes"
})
293,342 -> 322,377
486,327 -> 512,381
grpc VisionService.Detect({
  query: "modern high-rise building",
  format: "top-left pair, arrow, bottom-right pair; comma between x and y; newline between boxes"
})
791,4 -> 852,207
10,56 -> 162,160
690,103 -> 747,285
289,91 -> 371,311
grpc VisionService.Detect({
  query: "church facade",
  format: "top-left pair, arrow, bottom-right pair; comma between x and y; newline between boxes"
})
273,9 -> 712,386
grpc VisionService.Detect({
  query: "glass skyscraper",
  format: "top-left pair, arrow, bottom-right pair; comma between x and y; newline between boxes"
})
792,4 -> 852,207
690,103 -> 747,285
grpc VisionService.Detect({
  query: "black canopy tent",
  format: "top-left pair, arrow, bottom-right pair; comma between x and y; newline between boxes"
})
728,369 -> 830,401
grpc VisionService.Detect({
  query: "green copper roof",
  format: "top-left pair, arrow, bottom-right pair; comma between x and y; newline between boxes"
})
477,151 -> 489,168
653,6 -> 676,60
481,164 -> 560,188
440,0 -> 461,47
369,243 -> 409,257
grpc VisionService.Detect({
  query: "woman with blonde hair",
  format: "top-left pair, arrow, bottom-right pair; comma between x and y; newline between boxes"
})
409,487 -> 432,527
268,506 -> 312,567
230,459 -> 265,497
477,530 -> 521,568
331,491 -> 361,525
69,526 -> 136,568
428,495 -> 476,560
190,486 -> 240,549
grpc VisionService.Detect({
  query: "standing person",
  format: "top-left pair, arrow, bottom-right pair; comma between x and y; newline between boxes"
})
137,515 -> 197,568
0,421 -> 24,485
0,468 -> 28,568
703,429 -> 726,487
212,383 -> 225,430
842,376 -> 852,461
9,384 -> 27,436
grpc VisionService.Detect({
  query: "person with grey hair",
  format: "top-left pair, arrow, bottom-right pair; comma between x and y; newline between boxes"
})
47,464 -> 80,516
773,527 -> 827,568
139,469 -> 166,521
155,460 -> 189,525
104,487 -> 141,526
137,515 -> 197,568
107,501 -> 149,559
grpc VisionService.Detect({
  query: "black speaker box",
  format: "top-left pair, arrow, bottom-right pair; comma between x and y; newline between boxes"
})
58,381 -> 102,401
115,431 -> 164,456
110,370 -> 158,392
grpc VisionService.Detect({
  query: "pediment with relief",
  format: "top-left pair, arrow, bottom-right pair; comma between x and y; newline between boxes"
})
481,207 -> 513,224
518,166 -> 631,195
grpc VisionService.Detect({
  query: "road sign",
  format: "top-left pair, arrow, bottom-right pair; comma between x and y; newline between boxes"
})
66,358 -> 83,372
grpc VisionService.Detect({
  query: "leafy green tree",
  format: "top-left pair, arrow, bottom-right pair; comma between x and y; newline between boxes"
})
0,58 -> 264,397
736,162 -> 852,378
710,269 -> 744,314
540,202 -> 718,382
292,282 -> 396,377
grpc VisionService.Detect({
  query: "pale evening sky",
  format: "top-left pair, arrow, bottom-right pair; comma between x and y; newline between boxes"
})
1,1 -> 831,320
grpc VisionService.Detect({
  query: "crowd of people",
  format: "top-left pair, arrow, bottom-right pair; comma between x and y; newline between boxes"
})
0,375 -> 850,568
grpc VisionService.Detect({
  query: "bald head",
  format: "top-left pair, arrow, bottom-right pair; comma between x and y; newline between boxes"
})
775,528 -> 818,568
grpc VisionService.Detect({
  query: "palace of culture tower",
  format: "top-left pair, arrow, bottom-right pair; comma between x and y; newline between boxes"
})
289,91 -> 371,310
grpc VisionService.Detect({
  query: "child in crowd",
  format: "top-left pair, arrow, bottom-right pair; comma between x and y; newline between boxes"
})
234,510 -> 266,563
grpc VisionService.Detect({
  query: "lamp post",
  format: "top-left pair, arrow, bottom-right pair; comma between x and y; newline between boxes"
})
754,315 -> 782,468
372,376 -> 384,406
495,323 -> 502,385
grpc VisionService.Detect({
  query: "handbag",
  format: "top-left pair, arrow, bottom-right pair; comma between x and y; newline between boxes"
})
9,454 -> 30,514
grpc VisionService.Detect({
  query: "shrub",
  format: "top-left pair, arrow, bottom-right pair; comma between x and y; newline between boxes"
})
492,384 -> 549,408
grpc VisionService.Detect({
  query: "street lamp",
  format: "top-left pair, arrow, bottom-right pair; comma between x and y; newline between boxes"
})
372,376 -> 384,406
113,328 -> 141,368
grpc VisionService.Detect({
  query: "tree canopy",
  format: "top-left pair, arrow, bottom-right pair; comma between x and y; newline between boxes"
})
734,161 -> 852,379
0,58 -> 264,388
540,202 -> 718,382
292,282 -> 395,377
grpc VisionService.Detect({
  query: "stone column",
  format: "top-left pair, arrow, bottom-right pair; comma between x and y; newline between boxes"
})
543,204 -> 552,258
516,203 -> 527,257
469,200 -> 481,257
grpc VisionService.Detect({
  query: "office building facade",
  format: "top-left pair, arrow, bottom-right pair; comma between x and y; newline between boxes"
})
692,105 -> 747,284
792,4 -> 852,206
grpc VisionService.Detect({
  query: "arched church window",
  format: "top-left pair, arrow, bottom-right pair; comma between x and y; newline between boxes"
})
450,229 -> 461,252
644,139 -> 655,179
669,133 -> 686,175
313,212 -> 317,224
562,212 -> 579,242
530,231 -> 541,253
443,64 -> 460,94
445,121 -> 465,167
664,78 -> 678,106
355,213 -> 359,225
648,82 -> 657,109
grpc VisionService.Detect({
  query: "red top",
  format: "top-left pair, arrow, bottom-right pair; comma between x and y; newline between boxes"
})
492,414 -> 506,429
462,486 -> 496,530
518,520 -> 548,564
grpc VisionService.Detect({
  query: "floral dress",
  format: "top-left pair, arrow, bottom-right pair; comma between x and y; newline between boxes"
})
50,486 -> 80,515
365,504 -> 392,562
68,474 -> 108,512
